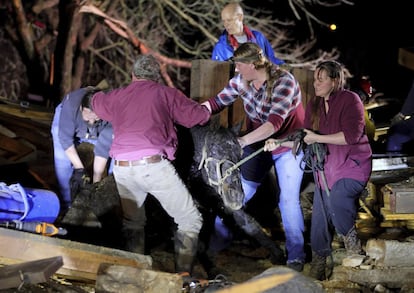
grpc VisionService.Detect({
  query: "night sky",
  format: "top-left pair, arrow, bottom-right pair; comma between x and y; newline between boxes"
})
256,0 -> 414,101
313,0 -> 414,101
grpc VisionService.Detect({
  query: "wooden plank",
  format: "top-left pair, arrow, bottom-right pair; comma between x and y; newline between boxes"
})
380,208 -> 414,220
190,59 -> 246,130
0,104 -> 53,123
0,133 -> 34,161
190,59 -> 231,101
216,272 -> 294,293
292,67 -> 314,109
398,47 -> 414,71
0,227 -> 152,282
0,110 -> 52,153
0,256 -> 63,290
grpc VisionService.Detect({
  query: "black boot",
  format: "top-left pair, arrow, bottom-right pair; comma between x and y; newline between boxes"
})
309,252 -> 326,281
343,226 -> 363,255
174,231 -> 199,275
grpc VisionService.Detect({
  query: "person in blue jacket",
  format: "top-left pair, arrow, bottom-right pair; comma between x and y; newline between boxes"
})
211,2 -> 284,65
51,87 -> 113,211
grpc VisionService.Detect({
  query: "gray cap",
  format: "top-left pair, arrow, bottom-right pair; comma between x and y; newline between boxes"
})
132,54 -> 161,82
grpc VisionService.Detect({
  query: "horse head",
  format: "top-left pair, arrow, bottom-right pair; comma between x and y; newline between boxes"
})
190,118 -> 244,210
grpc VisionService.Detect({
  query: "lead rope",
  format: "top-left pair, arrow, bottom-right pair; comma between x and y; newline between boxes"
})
301,142 -> 334,278
198,130 -> 304,194
224,130 -> 306,179
197,138 -> 236,196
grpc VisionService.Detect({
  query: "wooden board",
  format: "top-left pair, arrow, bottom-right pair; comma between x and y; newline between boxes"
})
380,208 -> 414,220
398,47 -> 414,71
0,227 -> 152,282
0,110 -> 52,154
0,256 -> 63,290
190,59 -> 231,101
291,67 -> 314,108
0,133 -> 35,161
0,104 -> 53,124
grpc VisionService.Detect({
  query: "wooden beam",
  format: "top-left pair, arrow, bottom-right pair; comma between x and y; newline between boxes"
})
398,47 -> 414,71
0,228 -> 152,282
0,256 -> 63,290
0,133 -> 34,161
216,272 -> 294,293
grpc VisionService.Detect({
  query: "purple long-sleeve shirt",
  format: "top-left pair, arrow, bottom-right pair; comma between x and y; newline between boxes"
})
91,80 -> 211,161
304,90 -> 372,189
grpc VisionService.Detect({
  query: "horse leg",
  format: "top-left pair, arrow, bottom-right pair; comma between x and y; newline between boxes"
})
231,208 -> 286,264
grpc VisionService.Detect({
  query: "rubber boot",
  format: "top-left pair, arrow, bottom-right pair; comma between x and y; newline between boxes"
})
343,226 -> 363,255
122,227 -> 145,254
309,252 -> 326,281
174,230 -> 199,276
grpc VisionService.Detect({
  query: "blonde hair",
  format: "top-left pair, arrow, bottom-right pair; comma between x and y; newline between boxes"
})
233,42 -> 282,100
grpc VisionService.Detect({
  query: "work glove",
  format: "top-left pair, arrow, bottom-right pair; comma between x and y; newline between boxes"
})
69,168 -> 91,200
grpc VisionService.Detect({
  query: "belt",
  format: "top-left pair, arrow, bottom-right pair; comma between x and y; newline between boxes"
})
114,155 -> 165,166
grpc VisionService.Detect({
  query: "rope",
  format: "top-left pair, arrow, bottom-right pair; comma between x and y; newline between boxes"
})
0,182 -> 30,221
223,146 -> 265,178
301,143 -> 330,196
302,143 -> 334,275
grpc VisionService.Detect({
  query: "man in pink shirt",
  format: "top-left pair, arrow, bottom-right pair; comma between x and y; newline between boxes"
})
91,54 -> 211,278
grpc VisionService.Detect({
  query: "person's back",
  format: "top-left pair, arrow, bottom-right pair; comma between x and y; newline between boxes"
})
211,2 -> 283,65
51,87 -> 112,211
91,54 -> 211,278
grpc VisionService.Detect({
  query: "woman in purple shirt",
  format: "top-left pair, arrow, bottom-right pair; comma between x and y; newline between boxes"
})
266,60 -> 372,280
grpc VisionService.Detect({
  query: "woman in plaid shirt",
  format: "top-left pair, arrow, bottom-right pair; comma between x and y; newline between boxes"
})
202,42 -> 306,272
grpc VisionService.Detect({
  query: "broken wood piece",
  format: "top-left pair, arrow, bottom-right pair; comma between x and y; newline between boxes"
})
216,272 -> 294,293
348,267 -> 414,289
0,133 -> 34,161
95,263 -> 183,293
342,254 -> 365,267
0,227 -> 152,282
0,256 -> 63,290
366,238 -> 414,267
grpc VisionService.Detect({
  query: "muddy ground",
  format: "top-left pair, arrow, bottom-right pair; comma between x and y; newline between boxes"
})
2,147 -> 414,292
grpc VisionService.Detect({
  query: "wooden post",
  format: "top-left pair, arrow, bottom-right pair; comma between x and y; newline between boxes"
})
291,67 -> 314,108
191,60 -> 246,130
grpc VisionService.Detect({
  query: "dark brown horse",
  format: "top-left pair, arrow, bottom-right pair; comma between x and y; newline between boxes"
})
60,118 -> 285,278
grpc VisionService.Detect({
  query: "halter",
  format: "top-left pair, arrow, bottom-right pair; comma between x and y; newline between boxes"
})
198,141 -> 238,197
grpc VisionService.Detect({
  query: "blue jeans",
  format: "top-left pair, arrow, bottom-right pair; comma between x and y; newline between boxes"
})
51,104 -> 113,208
212,148 -> 306,263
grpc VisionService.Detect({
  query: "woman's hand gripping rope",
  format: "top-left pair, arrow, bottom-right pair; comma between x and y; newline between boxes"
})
224,130 -> 306,179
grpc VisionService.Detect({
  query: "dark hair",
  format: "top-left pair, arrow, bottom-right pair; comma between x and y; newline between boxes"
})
309,60 -> 345,130
81,88 -> 99,110
315,60 -> 345,91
